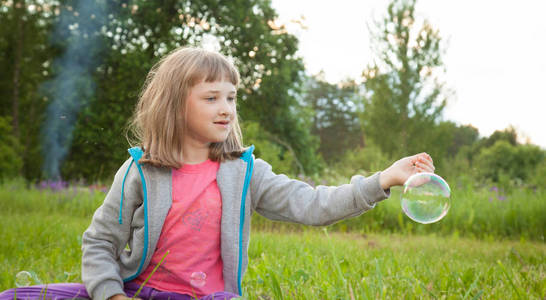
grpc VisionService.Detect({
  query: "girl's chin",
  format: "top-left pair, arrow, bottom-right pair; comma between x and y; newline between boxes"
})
210,136 -> 229,143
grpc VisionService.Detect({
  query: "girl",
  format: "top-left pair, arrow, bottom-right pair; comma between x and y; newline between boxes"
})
0,47 -> 434,300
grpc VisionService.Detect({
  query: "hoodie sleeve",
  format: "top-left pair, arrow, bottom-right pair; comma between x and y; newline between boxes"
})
81,158 -> 142,300
250,158 -> 390,226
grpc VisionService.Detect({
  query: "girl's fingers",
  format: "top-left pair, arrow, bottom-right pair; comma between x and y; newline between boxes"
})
417,155 -> 434,168
421,160 -> 435,171
413,153 -> 432,165
421,153 -> 433,163
410,153 -> 435,173
416,161 -> 435,173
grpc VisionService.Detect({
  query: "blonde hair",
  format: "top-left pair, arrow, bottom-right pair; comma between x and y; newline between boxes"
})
127,47 -> 244,168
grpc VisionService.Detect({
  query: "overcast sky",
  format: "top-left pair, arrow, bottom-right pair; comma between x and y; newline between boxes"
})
270,0 -> 546,148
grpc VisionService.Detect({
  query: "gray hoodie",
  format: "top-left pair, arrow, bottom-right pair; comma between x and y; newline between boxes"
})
81,146 -> 389,299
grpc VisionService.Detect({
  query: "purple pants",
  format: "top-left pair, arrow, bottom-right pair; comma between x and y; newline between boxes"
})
0,282 -> 239,300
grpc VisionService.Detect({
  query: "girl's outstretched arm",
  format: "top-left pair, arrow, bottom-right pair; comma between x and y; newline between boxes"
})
249,159 -> 390,226
249,153 -> 434,226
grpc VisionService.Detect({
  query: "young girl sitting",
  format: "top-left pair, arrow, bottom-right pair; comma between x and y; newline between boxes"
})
0,47 -> 434,300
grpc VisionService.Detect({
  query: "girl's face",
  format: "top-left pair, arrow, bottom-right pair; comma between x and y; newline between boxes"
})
184,80 -> 237,146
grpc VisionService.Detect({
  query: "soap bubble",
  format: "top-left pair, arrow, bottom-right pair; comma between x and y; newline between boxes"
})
401,172 -> 451,224
190,271 -> 207,288
15,271 -> 32,287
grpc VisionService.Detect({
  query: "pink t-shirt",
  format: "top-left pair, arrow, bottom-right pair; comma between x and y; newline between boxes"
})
134,159 -> 224,297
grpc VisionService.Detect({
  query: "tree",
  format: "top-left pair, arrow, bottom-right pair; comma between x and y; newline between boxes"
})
477,140 -> 544,185
0,0 -> 60,179
0,0 -> 322,181
302,74 -> 363,163
448,123 -> 479,157
360,0 -> 449,159
59,0 -> 321,180
481,125 -> 518,148
0,117 -> 23,180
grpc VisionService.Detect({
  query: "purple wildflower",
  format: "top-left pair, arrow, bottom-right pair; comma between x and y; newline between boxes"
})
39,181 -> 48,189
37,180 -> 68,191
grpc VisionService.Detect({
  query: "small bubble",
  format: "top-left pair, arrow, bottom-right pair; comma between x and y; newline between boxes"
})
15,271 -> 32,287
190,271 -> 206,288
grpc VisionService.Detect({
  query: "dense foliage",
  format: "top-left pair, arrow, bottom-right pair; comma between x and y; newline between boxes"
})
1,0 -> 319,182
0,117 -> 23,180
0,0 -> 544,189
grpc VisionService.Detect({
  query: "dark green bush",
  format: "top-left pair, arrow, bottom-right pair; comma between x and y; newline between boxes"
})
242,121 -> 299,176
0,117 -> 23,181
477,140 -> 544,187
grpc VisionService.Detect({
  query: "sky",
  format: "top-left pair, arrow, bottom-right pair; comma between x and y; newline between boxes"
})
270,0 -> 546,149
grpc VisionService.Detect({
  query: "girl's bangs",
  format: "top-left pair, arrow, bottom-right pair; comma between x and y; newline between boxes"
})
192,54 -> 239,86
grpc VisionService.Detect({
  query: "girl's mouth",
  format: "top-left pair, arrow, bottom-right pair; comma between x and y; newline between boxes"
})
214,121 -> 230,128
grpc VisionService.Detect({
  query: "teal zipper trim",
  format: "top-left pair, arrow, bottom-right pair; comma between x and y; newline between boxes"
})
237,145 -> 255,295
121,147 -> 150,282
119,159 -> 134,224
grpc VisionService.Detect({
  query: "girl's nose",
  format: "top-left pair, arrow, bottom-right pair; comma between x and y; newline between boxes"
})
219,98 -> 234,115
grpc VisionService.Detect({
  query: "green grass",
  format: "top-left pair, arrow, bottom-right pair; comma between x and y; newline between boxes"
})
244,229 -> 545,299
0,182 -> 545,299
0,182 -> 101,287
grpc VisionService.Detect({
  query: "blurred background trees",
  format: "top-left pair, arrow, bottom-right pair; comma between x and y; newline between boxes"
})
0,0 -> 543,189
360,0 -> 448,161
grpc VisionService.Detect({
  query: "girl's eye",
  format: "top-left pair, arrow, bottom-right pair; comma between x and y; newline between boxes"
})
228,97 -> 236,102
206,97 -> 215,102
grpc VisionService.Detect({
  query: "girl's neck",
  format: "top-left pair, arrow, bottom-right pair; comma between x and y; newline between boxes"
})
182,142 -> 211,164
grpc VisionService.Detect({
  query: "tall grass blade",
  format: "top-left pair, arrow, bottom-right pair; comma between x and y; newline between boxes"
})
266,267 -> 283,300
471,290 -> 483,300
462,273 -> 481,300
496,260 -> 523,300
132,250 -> 170,300
323,228 -> 346,284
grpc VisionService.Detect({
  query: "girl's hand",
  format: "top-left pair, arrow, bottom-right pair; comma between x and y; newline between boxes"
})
379,152 -> 435,190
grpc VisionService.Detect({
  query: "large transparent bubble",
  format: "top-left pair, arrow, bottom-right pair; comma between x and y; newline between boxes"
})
401,172 -> 451,224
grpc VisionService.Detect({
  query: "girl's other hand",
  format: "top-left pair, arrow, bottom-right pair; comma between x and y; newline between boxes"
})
379,152 -> 435,190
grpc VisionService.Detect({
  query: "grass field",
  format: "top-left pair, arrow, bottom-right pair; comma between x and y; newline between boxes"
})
0,182 -> 545,299
244,230 -> 545,299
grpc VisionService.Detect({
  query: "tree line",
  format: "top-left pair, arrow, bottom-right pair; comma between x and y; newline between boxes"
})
1,0 -> 544,189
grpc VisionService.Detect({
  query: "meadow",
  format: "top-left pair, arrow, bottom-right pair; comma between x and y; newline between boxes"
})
0,180 -> 544,299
